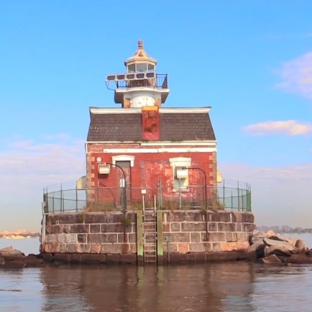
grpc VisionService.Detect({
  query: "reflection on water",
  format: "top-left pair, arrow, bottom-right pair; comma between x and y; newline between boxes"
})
1,262 -> 312,311
39,263 -> 255,312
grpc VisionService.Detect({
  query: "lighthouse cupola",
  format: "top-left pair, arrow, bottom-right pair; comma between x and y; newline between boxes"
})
105,40 -> 170,108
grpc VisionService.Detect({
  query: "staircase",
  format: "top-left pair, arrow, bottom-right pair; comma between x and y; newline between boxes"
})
143,207 -> 157,264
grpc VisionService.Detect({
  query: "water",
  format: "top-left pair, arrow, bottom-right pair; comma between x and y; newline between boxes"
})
1,235 -> 312,312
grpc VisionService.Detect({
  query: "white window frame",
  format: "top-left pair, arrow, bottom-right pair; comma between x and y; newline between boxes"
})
169,157 -> 191,191
111,155 -> 135,167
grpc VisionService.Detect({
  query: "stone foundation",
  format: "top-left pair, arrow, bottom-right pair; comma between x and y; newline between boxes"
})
41,210 -> 255,265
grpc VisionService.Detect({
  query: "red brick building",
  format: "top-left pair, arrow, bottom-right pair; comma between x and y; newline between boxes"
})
85,41 -> 218,209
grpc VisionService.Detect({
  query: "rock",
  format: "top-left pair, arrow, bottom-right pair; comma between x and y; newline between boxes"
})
0,257 -> 5,265
306,249 -> 312,256
268,235 -> 288,242
289,254 -> 312,264
263,238 -> 298,253
2,259 -> 27,269
0,246 -> 25,257
245,239 -> 265,260
259,254 -> 283,265
266,230 -> 275,237
264,245 -> 292,257
25,255 -> 45,267
295,239 -> 307,254
251,231 -> 268,244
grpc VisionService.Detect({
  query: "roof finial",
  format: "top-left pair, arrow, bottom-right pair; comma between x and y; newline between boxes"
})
138,40 -> 143,49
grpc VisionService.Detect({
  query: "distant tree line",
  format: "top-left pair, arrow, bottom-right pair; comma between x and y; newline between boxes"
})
257,225 -> 312,234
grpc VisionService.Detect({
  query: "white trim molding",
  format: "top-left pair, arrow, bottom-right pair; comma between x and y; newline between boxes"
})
103,147 -> 216,153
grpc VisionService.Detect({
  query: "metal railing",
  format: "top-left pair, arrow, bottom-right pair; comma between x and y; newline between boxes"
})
105,74 -> 168,90
43,180 -> 251,213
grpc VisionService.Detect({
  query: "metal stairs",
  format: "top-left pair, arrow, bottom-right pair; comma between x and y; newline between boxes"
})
143,207 -> 157,264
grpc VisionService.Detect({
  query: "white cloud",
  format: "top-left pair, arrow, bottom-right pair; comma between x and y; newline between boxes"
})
275,52 -> 312,99
0,135 -> 85,231
244,120 -> 312,136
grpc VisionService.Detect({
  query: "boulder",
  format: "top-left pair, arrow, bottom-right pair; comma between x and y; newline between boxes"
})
0,246 -> 25,257
251,230 -> 268,244
259,254 -> 283,265
266,230 -> 275,237
264,245 -> 292,257
263,238 -> 298,253
295,239 -> 308,254
245,239 -> 265,260
288,254 -> 312,264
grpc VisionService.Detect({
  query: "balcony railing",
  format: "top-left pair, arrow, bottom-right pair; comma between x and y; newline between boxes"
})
43,181 -> 251,214
105,73 -> 168,90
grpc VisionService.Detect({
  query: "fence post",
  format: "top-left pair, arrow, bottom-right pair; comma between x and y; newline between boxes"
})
61,184 -> 64,213
222,179 -> 225,207
237,181 -> 240,211
76,186 -> 78,212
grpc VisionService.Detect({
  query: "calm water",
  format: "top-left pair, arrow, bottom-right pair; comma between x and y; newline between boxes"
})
1,235 -> 312,312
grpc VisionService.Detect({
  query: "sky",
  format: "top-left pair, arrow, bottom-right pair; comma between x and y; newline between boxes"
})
1,1 -> 312,231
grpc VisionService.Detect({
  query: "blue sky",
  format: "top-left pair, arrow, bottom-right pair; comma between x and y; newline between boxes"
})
1,1 -> 312,231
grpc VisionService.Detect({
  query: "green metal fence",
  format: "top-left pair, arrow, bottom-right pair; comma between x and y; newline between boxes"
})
43,180 -> 251,213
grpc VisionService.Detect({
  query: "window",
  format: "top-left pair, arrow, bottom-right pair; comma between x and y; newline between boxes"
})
169,157 -> 191,190
111,155 -> 135,167
148,64 -> 155,72
127,64 -> 135,73
136,63 -> 147,72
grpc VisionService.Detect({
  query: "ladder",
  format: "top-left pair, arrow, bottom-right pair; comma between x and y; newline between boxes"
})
143,207 -> 157,264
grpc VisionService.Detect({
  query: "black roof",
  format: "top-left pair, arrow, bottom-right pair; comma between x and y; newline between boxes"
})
87,109 -> 216,142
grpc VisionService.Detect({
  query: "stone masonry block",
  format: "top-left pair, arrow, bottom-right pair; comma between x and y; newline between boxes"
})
58,214 -> 76,224
45,243 -> 60,253
101,223 -> 124,233
209,222 -> 218,231
231,212 -> 242,222
177,242 -> 189,254
91,243 -> 101,253
191,232 -> 201,243
90,224 -> 101,233
46,234 -> 57,244
57,234 -> 78,244
189,243 -> 206,253
226,233 -> 234,242
218,223 -> 226,231
170,233 -> 190,242
211,242 -> 222,252
78,234 -> 87,243
163,243 -> 178,253
65,244 -> 77,253
70,224 -> 89,234
236,232 -> 249,242
117,233 -> 127,243
171,223 -> 181,232
85,214 -> 105,224
128,233 -> 136,243
225,223 -> 237,232
77,244 -> 91,253
100,244 -> 123,254
88,234 -> 117,244
204,242 -> 212,252
163,224 -> 170,232
181,222 -> 206,232
207,232 -> 226,242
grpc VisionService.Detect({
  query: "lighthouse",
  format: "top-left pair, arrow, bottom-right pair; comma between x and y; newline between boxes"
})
105,40 -> 169,108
